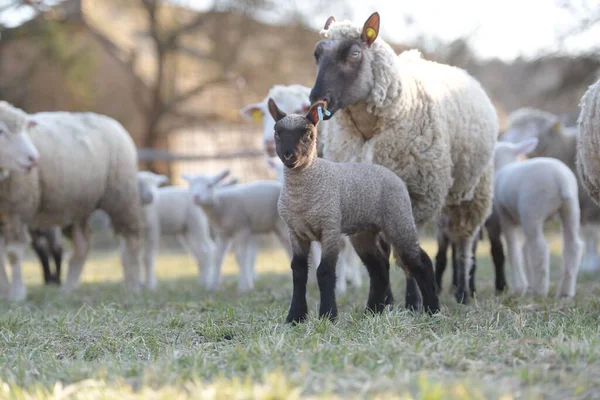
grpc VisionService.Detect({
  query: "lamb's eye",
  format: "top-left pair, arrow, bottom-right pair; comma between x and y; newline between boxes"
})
351,50 -> 360,58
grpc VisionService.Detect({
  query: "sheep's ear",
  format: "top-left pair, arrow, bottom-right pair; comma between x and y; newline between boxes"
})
213,168 -> 231,184
267,98 -> 286,122
240,103 -> 263,122
27,120 -> 37,130
220,177 -> 239,187
324,16 -> 335,30
306,102 -> 324,126
515,137 -> 539,155
156,174 -> 169,186
361,12 -> 380,46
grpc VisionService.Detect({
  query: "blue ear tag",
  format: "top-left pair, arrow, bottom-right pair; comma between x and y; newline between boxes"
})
317,106 -> 331,121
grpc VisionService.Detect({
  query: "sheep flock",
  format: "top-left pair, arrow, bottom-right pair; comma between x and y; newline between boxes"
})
1,12 -> 600,326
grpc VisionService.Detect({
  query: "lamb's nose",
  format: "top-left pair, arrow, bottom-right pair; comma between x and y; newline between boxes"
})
283,152 -> 293,160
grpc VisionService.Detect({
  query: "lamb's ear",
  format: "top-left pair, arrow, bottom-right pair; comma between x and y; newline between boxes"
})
220,177 -> 239,187
181,173 -> 193,182
240,103 -> 263,122
213,168 -> 231,184
361,12 -> 380,46
515,137 -> 539,155
305,103 -> 322,126
324,16 -> 335,30
267,98 -> 286,122
156,174 -> 169,186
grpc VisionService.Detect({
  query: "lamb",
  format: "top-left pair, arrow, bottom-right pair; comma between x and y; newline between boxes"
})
265,156 -> 365,293
182,171 -> 292,292
136,171 -> 241,290
268,98 -> 439,322
309,12 -> 498,306
576,79 -> 600,242
494,138 -> 582,297
434,210 -> 507,295
0,101 -> 143,300
502,107 -> 600,272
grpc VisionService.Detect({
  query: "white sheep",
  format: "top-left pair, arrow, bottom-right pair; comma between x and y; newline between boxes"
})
576,79 -> 600,231
502,107 -> 600,272
136,171 -> 242,290
265,156 -> 365,293
182,171 -> 292,292
494,138 -> 583,297
268,99 -> 439,322
0,101 -> 143,300
309,12 -> 498,306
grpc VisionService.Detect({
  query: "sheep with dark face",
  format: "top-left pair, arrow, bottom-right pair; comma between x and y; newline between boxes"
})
268,98 -> 439,323
308,12 -> 498,306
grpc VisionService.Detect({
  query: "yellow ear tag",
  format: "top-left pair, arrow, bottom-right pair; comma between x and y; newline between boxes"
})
251,110 -> 262,122
366,27 -> 376,39
551,122 -> 561,131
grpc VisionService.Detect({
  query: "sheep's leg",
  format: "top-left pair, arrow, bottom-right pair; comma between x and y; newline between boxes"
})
62,221 -> 91,292
48,228 -> 63,285
557,198 -> 583,298
233,230 -> 256,292
394,245 -> 439,315
468,231 -> 478,294
316,232 -> 341,321
120,233 -> 142,292
0,238 -> 9,298
485,213 -> 507,293
434,229 -> 449,294
210,236 -> 231,290
7,243 -> 27,301
285,235 -> 311,324
580,223 -> 600,272
181,233 -> 216,289
350,231 -> 393,314
502,223 -> 528,295
30,235 -> 52,285
521,222 -> 550,297
308,241 -> 321,286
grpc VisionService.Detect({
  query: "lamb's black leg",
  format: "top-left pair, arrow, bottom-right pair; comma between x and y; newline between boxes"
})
285,237 -> 311,324
48,230 -> 63,285
434,230 -> 449,294
469,233 -> 478,294
485,213 -> 507,293
400,247 -> 440,315
31,234 -> 52,285
453,236 -> 474,304
350,232 -> 394,314
316,252 -> 339,321
450,242 -> 458,292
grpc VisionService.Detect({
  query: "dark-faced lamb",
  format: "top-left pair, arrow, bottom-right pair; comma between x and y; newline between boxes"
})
268,98 -> 439,323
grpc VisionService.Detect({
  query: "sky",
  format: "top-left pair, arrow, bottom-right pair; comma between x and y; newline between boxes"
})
1,0 -> 599,61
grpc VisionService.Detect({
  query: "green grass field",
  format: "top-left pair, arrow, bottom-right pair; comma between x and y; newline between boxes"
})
0,235 -> 599,399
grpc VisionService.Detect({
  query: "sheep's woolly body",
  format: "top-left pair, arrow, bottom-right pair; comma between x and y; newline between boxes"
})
577,79 -> 600,207
319,21 -> 498,231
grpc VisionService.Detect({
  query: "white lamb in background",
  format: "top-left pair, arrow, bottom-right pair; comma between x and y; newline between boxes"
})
265,156 -> 364,293
182,170 -> 292,292
501,107 -> 600,272
0,101 -> 144,301
136,172 -> 238,290
494,137 -> 583,297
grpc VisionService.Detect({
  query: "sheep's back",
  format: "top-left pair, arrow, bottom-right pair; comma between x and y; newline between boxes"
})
155,187 -> 193,234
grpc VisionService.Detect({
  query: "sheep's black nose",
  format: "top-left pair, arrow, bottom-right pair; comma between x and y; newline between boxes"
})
283,151 -> 293,160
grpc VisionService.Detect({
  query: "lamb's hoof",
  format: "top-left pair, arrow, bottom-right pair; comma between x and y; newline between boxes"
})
318,308 -> 338,322
365,301 -> 387,315
454,289 -> 470,305
9,286 -> 27,302
285,311 -> 307,325
144,280 -> 157,291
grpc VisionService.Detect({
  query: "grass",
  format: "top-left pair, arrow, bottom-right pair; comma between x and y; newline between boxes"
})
0,235 -> 599,399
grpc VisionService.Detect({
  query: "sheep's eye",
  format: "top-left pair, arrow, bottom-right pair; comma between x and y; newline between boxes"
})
350,50 -> 360,58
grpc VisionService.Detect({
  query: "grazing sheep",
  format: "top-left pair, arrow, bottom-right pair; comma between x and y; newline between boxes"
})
268,99 -> 439,322
434,210 -> 507,295
494,138 -> 582,297
0,101 -> 143,300
576,79 -> 600,244
183,171 -> 292,292
266,156 -> 365,293
502,107 -> 600,272
309,12 -> 498,306
29,227 -> 63,285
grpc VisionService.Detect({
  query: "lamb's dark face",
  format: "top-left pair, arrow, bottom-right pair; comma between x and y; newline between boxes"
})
267,98 -> 321,170
309,13 -> 380,118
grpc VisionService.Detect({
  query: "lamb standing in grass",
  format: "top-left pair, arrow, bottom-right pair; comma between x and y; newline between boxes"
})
268,99 -> 439,322
577,79 -> 600,226
266,156 -> 364,293
183,171 -> 292,292
309,12 -> 498,306
494,138 -> 582,297
136,172 -> 241,290
502,107 -> 600,272
0,101 -> 143,300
